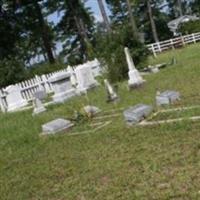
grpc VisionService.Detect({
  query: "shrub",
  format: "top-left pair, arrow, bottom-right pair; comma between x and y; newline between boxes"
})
95,25 -> 149,83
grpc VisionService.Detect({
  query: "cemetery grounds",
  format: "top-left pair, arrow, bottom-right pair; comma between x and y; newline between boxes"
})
1,44 -> 200,199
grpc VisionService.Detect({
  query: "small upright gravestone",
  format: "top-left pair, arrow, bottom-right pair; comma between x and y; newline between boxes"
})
156,90 -> 180,106
124,47 -> 145,88
123,104 -> 153,125
32,98 -> 46,116
49,72 -> 76,103
34,90 -> 47,100
104,79 -> 118,102
5,85 -> 28,112
42,118 -> 74,135
75,64 -> 99,93
83,105 -> 101,117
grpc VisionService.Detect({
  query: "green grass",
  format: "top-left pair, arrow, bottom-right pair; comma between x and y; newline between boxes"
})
1,44 -> 200,199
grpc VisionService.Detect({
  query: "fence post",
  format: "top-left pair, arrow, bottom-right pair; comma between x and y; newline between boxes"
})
41,75 -> 52,93
157,42 -> 162,52
181,35 -> 185,46
192,33 -> 196,43
170,39 -> 175,50
151,44 -> 157,58
0,90 -> 7,113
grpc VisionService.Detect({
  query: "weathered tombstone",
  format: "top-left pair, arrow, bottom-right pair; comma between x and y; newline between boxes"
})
83,105 -> 101,117
156,90 -> 180,106
42,118 -> 74,135
49,72 -> 76,103
104,79 -> 118,102
124,47 -> 145,88
67,66 -> 77,87
123,104 -> 153,125
32,98 -> 46,116
89,58 -> 102,77
34,90 -> 46,100
5,85 -> 28,112
75,64 -> 99,93
148,65 -> 159,73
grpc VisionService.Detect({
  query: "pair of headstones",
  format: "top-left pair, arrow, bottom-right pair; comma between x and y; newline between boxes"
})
123,90 -> 180,125
48,65 -> 99,103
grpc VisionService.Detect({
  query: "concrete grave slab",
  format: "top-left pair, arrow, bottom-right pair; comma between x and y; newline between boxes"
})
123,104 -> 153,125
42,118 -> 74,135
156,90 -> 180,106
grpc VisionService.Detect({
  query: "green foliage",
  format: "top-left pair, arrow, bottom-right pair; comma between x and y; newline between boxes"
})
179,20 -> 200,35
95,25 -> 149,83
1,45 -> 200,199
0,57 -> 26,87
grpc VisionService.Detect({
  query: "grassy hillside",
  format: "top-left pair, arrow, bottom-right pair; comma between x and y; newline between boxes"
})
1,44 -> 200,199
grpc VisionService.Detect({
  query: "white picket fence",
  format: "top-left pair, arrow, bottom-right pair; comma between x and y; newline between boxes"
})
0,59 -> 101,112
147,32 -> 200,57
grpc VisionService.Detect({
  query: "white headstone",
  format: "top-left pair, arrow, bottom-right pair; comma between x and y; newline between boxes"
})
42,118 -> 74,135
104,79 -> 118,102
67,66 -> 77,87
32,98 -> 46,116
5,85 -> 28,112
75,64 -> 99,93
49,72 -> 76,103
124,47 -> 145,88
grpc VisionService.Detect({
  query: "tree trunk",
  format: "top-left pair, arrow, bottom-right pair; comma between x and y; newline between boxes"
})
34,1 -> 55,64
177,0 -> 183,16
126,0 -> 139,38
97,0 -> 111,33
147,0 -> 159,43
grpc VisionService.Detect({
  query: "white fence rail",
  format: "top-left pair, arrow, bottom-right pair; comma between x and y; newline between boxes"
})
0,59 -> 101,112
147,32 -> 200,57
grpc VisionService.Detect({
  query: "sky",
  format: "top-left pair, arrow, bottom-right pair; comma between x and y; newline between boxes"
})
48,0 -> 110,24
46,0 -> 110,58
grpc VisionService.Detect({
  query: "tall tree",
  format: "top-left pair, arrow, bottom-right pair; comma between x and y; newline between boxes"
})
46,0 -> 95,64
10,0 -> 56,64
177,0 -> 183,16
125,0 -> 139,38
97,0 -> 111,33
147,0 -> 159,42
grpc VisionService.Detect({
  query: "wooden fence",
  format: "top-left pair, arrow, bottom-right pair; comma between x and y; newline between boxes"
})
147,32 -> 200,57
0,59 -> 101,112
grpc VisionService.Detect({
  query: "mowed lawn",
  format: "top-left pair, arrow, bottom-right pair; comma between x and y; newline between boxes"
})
1,44 -> 200,199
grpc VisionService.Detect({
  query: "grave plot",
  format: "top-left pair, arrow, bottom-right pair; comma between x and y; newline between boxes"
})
138,105 -> 200,126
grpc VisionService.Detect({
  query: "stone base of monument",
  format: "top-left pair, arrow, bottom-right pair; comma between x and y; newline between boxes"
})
33,107 -> 46,115
123,104 -> 153,125
52,89 -> 76,103
7,100 -> 28,112
107,94 -> 119,103
156,90 -> 180,106
42,118 -> 74,135
128,70 -> 145,89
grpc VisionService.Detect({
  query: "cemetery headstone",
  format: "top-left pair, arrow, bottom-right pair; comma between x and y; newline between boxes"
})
49,72 -> 76,103
5,85 -> 28,112
123,104 -> 153,125
32,98 -> 46,116
34,90 -> 47,100
104,79 -> 118,102
75,64 -> 99,93
83,105 -> 101,117
156,90 -> 180,106
67,66 -> 77,87
124,47 -> 145,88
42,118 -> 74,135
